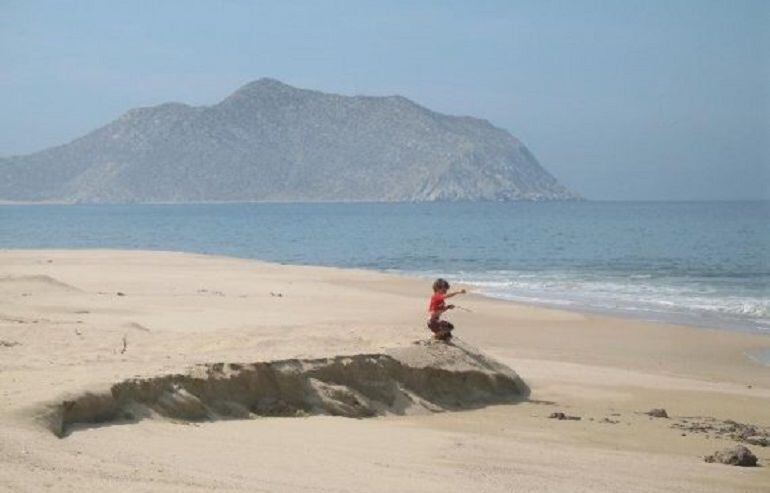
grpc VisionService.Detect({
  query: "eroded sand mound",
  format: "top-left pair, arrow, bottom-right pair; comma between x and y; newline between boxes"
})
0,274 -> 80,295
44,340 -> 529,437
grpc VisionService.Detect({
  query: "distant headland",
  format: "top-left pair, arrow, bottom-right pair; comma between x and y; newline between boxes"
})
0,78 -> 580,203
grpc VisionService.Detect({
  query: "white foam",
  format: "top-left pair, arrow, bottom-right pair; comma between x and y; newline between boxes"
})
408,269 -> 770,332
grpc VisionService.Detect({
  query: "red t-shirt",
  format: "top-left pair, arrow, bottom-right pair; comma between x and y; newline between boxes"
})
428,293 -> 446,314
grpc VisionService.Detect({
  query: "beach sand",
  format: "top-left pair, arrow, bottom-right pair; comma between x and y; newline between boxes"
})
0,250 -> 768,492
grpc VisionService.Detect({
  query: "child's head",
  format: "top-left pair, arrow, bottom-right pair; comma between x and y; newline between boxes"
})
432,278 -> 450,293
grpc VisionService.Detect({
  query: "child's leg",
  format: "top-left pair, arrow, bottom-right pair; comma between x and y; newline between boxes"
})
428,319 -> 455,341
437,321 -> 454,340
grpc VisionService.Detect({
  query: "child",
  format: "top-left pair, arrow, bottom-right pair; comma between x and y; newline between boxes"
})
427,278 -> 466,341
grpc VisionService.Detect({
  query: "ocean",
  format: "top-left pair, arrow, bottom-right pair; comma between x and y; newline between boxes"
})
1,201 -> 768,333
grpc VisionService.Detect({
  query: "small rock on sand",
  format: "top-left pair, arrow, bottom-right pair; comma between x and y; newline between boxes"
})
646,408 -> 668,418
549,412 -> 581,421
704,445 -> 758,467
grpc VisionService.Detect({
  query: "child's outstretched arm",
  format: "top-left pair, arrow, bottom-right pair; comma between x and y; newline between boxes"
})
445,288 -> 467,299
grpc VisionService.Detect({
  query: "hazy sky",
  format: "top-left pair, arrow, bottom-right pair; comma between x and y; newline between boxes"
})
1,0 -> 767,200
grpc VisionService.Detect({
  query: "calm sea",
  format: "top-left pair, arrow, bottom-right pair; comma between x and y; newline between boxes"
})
1,201 -> 768,333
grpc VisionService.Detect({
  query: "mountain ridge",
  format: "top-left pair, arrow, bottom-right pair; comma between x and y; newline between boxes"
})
0,78 -> 580,203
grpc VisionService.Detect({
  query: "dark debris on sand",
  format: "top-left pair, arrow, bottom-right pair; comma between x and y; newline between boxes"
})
671,417 -> 770,446
549,412 -> 581,421
704,445 -> 758,467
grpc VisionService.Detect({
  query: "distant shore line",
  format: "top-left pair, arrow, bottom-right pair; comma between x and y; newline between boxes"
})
3,247 -> 769,340
3,198 -> 770,206
0,198 -> 587,205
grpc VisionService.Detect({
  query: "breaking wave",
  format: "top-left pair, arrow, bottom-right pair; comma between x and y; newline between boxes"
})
410,269 -> 770,332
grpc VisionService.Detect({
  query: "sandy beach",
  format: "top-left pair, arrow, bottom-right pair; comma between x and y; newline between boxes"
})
0,249 -> 768,492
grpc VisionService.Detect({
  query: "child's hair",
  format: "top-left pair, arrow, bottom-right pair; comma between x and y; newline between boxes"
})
432,278 -> 450,292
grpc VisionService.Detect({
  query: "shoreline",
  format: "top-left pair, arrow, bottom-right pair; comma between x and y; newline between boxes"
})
1,249 -> 768,491
0,197 -> 587,206
2,198 -> 768,205
4,244 -> 766,337
452,287 -> 769,337
1,247 -> 768,375
397,268 -> 770,336
2,201 -> 766,339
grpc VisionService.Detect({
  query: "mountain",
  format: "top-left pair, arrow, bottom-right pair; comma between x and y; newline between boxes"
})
0,78 -> 580,203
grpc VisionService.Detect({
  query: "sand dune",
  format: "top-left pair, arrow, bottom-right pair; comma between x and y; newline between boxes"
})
46,341 -> 529,437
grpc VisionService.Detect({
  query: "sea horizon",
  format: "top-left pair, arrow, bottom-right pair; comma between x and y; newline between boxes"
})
1,198 -> 768,205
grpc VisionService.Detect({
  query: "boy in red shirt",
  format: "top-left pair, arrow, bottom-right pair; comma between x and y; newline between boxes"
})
427,278 -> 466,341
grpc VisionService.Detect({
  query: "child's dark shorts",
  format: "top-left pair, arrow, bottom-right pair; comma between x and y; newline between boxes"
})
427,318 -> 454,339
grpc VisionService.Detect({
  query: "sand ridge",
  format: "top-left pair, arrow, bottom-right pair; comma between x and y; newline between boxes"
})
0,274 -> 80,293
44,341 -> 529,437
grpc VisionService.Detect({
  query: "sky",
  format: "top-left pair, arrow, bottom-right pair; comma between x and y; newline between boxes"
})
1,0 -> 767,200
